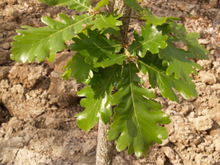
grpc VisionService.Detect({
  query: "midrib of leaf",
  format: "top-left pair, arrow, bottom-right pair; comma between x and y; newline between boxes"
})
71,0 -> 91,10
100,14 -> 108,25
138,60 -> 164,74
30,15 -> 93,50
130,38 -> 160,54
93,42 -> 121,51
128,63 -> 157,141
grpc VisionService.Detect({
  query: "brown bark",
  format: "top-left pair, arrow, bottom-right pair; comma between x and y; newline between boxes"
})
96,119 -> 114,165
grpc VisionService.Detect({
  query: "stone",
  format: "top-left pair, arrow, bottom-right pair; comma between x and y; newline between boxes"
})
47,52 -> 73,73
9,63 -> 50,89
0,66 -> 11,80
2,43 -> 10,50
214,138 -> 220,152
208,95 -> 219,108
0,52 -> 10,65
208,105 -> 220,125
162,146 -> 175,160
199,71 -> 216,85
210,129 -> 220,136
194,116 -> 213,131
45,117 -> 61,129
48,71 -> 80,107
82,139 -> 96,156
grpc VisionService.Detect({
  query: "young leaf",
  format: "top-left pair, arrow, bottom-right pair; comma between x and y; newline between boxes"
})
39,0 -> 91,11
129,24 -> 167,57
76,66 -> 120,130
159,40 -> 201,80
142,10 -> 180,26
70,30 -> 121,62
108,62 -> 170,157
94,0 -> 109,11
94,54 -> 126,68
62,52 -> 93,82
170,23 -> 208,59
138,52 -> 197,102
123,0 -> 143,11
91,14 -> 122,31
11,13 -> 92,62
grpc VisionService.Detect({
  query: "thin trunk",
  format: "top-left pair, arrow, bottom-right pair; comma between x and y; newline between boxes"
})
96,1 -> 132,165
96,119 -> 114,165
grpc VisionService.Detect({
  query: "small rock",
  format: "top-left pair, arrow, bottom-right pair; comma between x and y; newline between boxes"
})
200,71 -> 216,85
210,129 -> 220,136
0,52 -> 10,65
198,39 -> 210,45
9,63 -> 50,89
0,66 -> 11,80
214,138 -> 220,152
194,116 -> 213,131
162,146 -> 175,160
45,117 -> 61,129
47,52 -> 73,73
208,105 -> 220,125
208,96 -> 219,108
82,139 -> 96,156
197,60 -> 212,69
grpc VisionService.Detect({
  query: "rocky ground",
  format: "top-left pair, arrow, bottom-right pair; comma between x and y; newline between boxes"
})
0,0 -> 220,164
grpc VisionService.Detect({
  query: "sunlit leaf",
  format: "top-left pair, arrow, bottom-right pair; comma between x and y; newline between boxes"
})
11,14 -> 92,62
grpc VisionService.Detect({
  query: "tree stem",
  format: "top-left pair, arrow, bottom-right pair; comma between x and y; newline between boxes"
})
96,119 -> 114,165
96,1 -> 132,164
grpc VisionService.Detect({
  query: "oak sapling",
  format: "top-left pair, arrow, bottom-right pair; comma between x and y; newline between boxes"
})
11,0 -> 208,157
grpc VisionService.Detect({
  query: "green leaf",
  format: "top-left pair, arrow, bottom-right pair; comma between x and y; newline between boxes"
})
94,54 -> 126,68
39,0 -> 91,11
70,29 -> 121,62
76,66 -> 120,130
159,40 -> 201,80
108,62 -> 170,157
129,24 -> 168,57
170,23 -> 208,59
11,13 -> 92,62
123,0 -> 143,11
62,53 -> 93,82
91,14 -> 122,31
94,0 -> 109,11
142,10 -> 179,26
138,52 -> 197,102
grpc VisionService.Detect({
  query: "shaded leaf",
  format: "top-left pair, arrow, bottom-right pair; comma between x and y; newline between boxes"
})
11,13 -> 92,62
71,29 -> 121,62
94,54 -> 126,67
76,66 -> 120,130
170,23 -> 208,59
159,40 -> 201,80
142,10 -> 179,26
108,62 -> 170,157
62,53 -> 93,82
138,52 -> 197,102
123,0 -> 143,11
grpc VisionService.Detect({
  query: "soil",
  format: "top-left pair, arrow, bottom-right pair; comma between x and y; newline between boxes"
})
0,0 -> 220,164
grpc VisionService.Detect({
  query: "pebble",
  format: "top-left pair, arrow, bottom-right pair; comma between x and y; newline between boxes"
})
200,71 -> 216,85
2,43 -> 10,50
208,105 -> 220,125
194,116 -> 213,131
214,138 -> 220,152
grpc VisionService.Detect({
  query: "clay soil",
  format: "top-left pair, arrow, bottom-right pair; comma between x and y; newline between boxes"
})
0,0 -> 220,164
